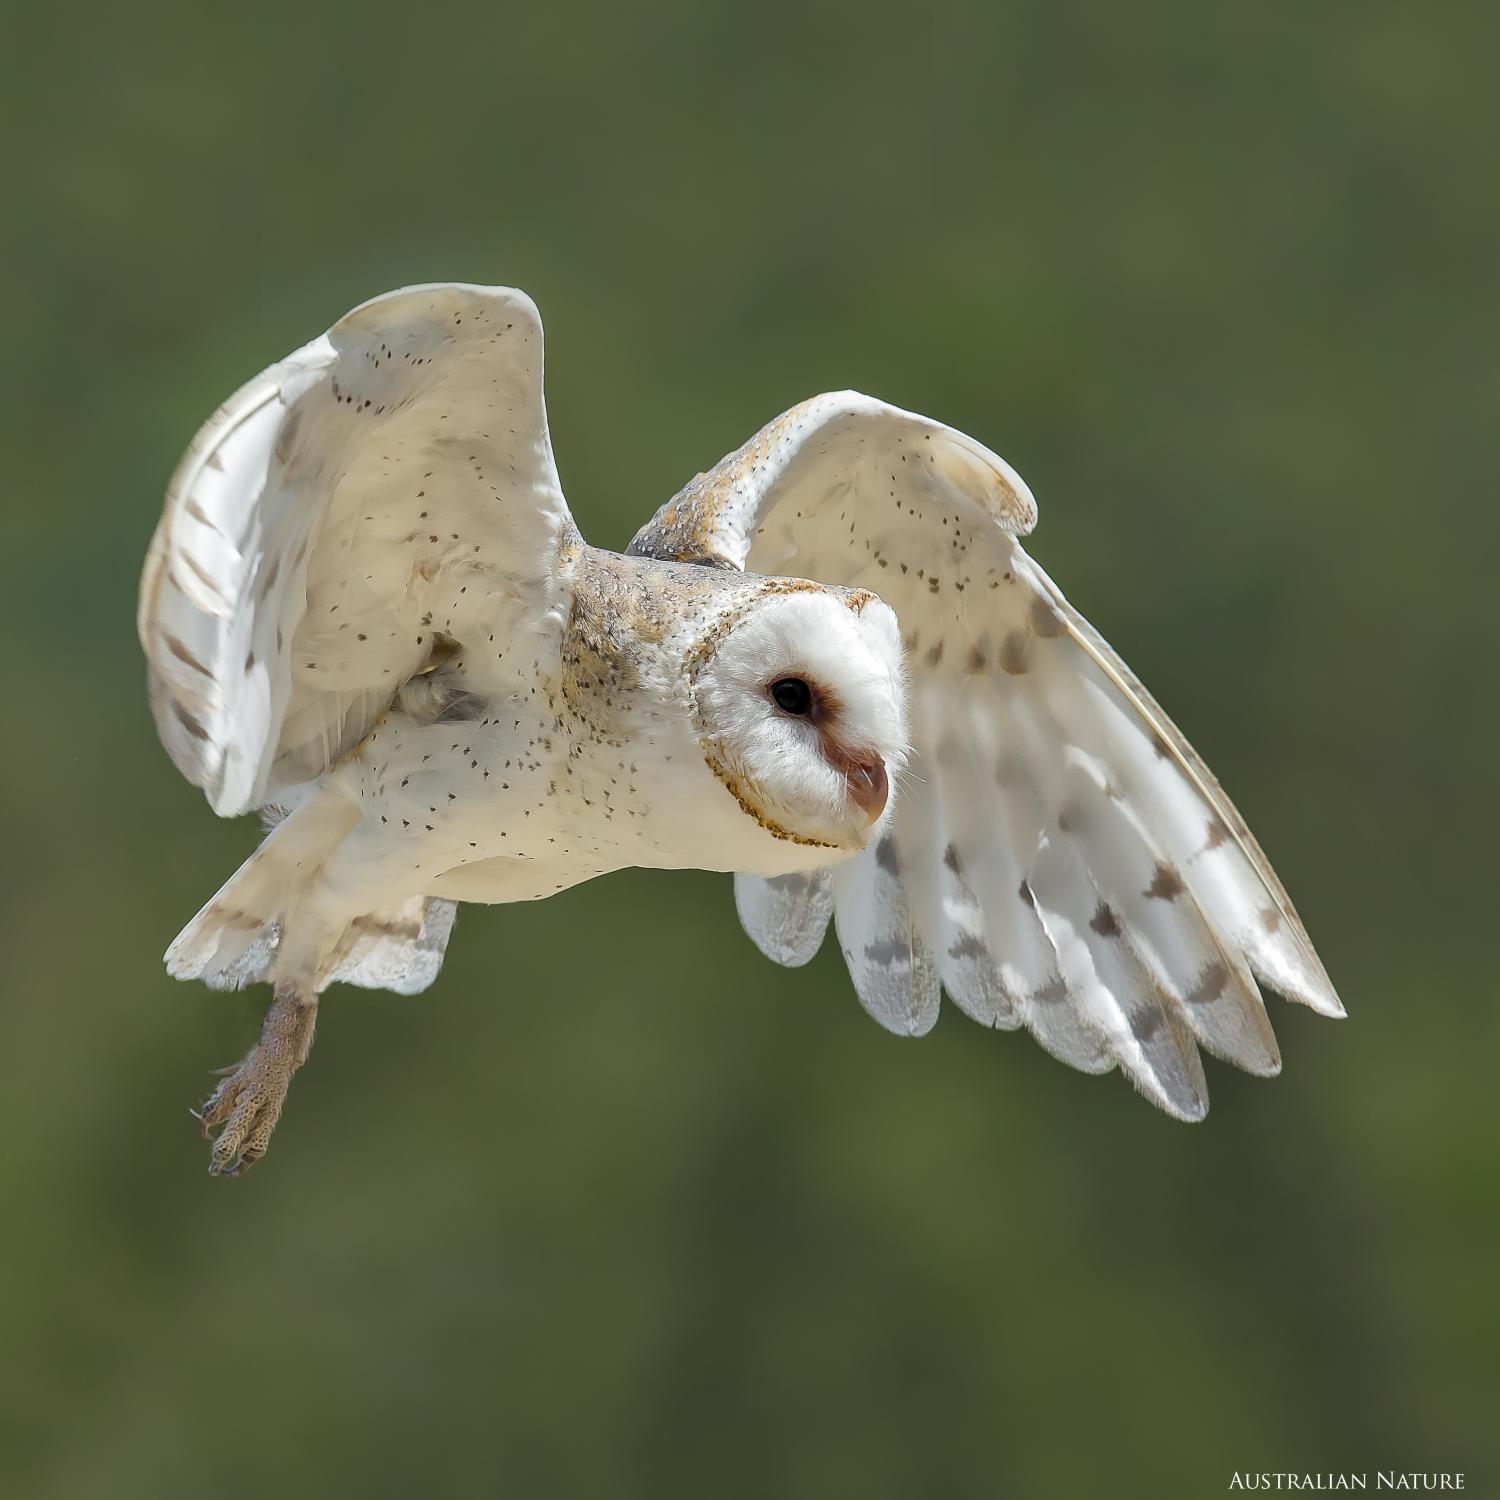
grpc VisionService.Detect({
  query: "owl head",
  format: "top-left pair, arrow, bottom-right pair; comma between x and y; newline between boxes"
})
691,584 -> 909,853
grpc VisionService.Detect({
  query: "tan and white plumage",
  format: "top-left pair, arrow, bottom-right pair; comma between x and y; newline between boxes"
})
140,282 -> 1341,1175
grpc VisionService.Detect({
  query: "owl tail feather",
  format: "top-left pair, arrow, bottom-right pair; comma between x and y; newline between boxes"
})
164,797 -> 457,997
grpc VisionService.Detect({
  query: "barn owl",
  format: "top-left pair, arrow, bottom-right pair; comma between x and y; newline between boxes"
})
138,282 -> 1342,1176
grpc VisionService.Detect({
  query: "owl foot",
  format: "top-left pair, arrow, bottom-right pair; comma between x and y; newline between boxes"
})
196,981 -> 318,1177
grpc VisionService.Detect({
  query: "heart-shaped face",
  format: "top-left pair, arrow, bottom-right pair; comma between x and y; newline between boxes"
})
692,584 -> 909,852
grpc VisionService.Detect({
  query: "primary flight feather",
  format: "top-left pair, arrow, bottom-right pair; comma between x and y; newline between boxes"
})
139,282 -> 1342,1175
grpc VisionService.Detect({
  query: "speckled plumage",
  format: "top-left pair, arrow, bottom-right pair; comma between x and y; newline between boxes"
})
140,282 -> 1342,1175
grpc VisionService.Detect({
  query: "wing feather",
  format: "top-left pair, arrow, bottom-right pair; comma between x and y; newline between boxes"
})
831,834 -> 942,1037
910,696 -> 1019,1031
139,283 -> 575,815
1020,551 -> 1339,1017
632,391 -> 1341,1119
733,871 -> 833,968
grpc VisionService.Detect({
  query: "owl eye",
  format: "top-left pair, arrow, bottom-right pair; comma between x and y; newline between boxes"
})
769,677 -> 815,716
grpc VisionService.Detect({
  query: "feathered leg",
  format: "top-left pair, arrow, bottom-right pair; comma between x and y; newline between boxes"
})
180,787 -> 462,1174
197,979 -> 318,1177
192,898 -> 350,1177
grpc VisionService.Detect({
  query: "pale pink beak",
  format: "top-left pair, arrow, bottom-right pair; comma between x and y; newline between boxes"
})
819,735 -> 890,826
844,758 -> 889,825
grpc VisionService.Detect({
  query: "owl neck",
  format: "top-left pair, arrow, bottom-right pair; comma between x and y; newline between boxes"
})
548,547 -> 834,875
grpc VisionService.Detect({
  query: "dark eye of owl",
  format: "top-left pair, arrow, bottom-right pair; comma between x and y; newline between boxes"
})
769,677 -> 815,716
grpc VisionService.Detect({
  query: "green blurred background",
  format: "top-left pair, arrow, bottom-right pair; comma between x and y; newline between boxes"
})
3,1 -> 1496,1495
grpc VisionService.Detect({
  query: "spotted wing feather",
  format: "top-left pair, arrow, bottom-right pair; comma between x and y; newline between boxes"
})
734,871 -> 834,967
631,392 -> 1340,1119
139,283 -> 575,816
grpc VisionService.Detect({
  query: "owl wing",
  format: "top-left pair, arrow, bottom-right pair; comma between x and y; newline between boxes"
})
139,283 -> 575,816
629,391 -> 1341,1120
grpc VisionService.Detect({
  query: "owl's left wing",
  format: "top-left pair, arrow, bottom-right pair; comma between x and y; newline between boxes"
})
138,283 -> 574,817
629,392 -> 1341,1120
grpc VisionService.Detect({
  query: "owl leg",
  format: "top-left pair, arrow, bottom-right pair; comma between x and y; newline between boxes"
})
196,979 -> 318,1177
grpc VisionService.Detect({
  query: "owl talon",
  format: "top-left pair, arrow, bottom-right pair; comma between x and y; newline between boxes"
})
196,982 -> 317,1177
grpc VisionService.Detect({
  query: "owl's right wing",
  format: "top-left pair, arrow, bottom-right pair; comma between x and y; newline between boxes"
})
631,392 -> 1341,1122
138,283 -> 576,816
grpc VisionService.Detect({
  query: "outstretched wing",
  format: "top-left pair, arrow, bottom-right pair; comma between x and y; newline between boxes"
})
630,391 -> 1341,1120
139,283 -> 575,816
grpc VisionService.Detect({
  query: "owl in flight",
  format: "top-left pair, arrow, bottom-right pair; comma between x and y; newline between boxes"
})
138,283 -> 1342,1175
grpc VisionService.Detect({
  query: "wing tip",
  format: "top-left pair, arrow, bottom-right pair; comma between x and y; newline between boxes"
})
734,871 -> 834,968
1263,955 -> 1346,1019
848,980 -> 942,1039
1239,1048 -> 1285,1079
1295,987 -> 1347,1020
333,282 -> 543,339
1126,1062 -> 1210,1123
746,933 -> 823,969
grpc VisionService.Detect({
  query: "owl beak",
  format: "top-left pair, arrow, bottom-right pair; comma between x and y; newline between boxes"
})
845,758 -> 889,825
821,736 -> 890,825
